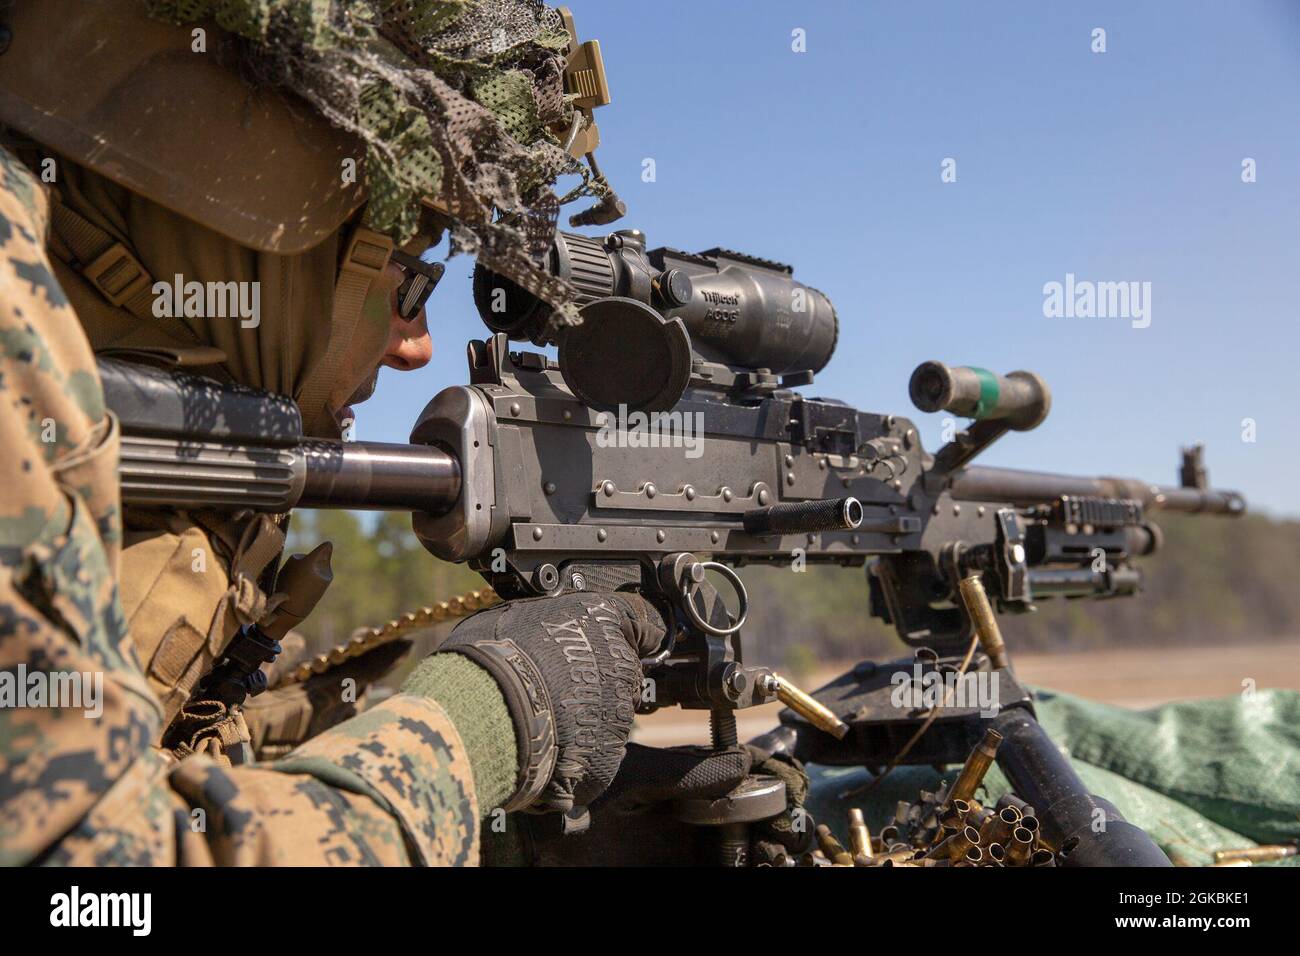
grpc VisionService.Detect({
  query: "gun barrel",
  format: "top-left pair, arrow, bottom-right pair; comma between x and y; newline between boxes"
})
118,435 -> 461,514
299,441 -> 461,511
950,466 -> 1245,516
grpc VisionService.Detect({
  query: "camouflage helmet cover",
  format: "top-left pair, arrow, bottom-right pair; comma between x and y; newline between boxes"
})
0,0 -> 609,318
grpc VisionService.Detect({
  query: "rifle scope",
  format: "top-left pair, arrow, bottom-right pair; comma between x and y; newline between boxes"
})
473,228 -> 838,411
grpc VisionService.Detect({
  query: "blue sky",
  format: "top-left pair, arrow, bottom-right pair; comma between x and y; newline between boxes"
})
361,0 -> 1300,517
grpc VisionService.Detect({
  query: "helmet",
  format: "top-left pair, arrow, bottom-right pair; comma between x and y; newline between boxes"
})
0,0 -> 362,254
0,0 -> 616,301
0,0 -> 619,437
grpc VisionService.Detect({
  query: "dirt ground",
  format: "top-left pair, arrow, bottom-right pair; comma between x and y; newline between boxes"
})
631,641 -> 1300,747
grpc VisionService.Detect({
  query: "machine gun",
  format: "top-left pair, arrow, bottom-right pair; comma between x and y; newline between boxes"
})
104,227 -> 1245,866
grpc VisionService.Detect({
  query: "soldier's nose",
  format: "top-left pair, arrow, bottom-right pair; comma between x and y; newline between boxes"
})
383,311 -> 433,372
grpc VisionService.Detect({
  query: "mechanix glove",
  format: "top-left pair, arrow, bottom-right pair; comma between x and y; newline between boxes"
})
437,592 -> 666,817
481,743 -> 813,866
746,744 -> 816,861
482,743 -> 752,866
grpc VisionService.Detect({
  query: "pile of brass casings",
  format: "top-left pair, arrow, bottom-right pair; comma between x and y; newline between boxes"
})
797,728 -> 1059,868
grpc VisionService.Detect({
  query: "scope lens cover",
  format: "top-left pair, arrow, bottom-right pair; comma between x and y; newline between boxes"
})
557,297 -> 692,412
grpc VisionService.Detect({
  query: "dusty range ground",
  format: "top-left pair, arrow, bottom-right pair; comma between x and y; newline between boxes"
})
631,642 -> 1300,747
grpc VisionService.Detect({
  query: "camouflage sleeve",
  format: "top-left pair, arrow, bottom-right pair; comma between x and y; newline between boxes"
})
0,146 -> 162,865
174,695 -> 480,866
0,148 -> 479,866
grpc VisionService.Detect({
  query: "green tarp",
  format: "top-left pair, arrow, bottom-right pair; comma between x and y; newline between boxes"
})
806,688 -> 1300,866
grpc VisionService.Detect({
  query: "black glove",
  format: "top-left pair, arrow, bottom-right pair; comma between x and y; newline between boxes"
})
437,592 -> 665,815
746,743 -> 816,860
483,742 -> 752,866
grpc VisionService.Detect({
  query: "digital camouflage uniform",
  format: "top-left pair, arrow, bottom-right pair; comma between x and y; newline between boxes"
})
0,149 -> 480,865
0,0 -> 613,866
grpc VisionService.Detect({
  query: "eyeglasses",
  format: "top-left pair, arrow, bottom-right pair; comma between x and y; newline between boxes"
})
390,249 -> 445,322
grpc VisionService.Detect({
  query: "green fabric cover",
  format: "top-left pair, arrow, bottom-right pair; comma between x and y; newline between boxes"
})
402,652 -> 518,816
805,688 -> 1300,866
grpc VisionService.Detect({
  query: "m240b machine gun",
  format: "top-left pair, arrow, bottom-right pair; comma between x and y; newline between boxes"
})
104,227 -> 1245,867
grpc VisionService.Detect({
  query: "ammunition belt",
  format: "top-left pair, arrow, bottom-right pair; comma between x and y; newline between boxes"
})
275,586 -> 501,687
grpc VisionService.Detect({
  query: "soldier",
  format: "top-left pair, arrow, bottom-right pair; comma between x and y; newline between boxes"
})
0,0 -> 666,865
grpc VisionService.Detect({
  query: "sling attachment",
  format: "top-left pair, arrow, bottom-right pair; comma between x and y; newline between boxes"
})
196,623 -> 283,709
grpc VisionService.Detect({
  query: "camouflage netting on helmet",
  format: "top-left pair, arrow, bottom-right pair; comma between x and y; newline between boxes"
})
144,0 -> 606,328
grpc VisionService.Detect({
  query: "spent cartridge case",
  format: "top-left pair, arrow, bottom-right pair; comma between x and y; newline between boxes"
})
958,574 -> 1010,669
770,674 -> 849,739
994,793 -> 1031,818
979,806 -> 1020,848
948,728 -> 1004,806
815,824 -> 854,866
894,801 -> 913,827
848,808 -> 873,860
929,824 -> 981,862
1005,826 -> 1034,866
876,848 -> 919,864
1213,844 -> 1297,864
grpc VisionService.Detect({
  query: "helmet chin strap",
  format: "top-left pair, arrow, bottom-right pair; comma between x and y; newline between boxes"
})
297,224 -> 393,438
345,366 -> 382,408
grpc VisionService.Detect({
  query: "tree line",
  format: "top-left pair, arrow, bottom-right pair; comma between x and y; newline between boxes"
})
288,510 -> 1299,680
